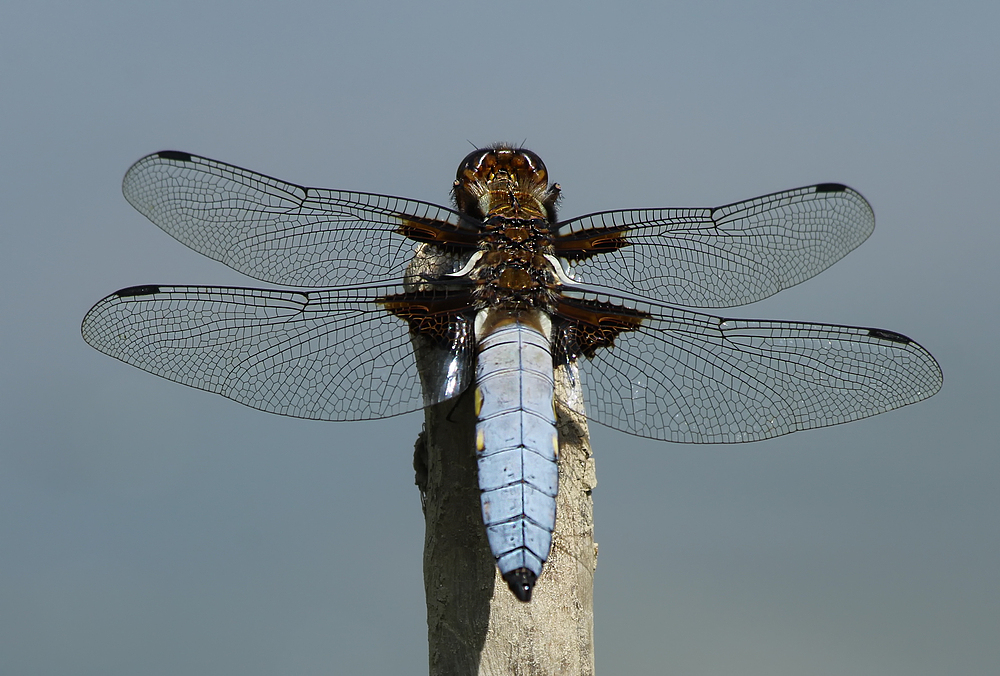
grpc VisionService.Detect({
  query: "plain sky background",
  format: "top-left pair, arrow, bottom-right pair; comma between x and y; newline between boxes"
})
2,1 -> 997,674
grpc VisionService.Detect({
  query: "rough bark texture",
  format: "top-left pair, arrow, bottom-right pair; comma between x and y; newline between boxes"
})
416,366 -> 597,675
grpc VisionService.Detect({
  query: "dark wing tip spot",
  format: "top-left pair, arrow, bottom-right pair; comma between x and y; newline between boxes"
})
156,150 -> 193,162
815,183 -> 848,193
503,568 -> 538,602
868,328 -> 911,344
115,285 -> 161,298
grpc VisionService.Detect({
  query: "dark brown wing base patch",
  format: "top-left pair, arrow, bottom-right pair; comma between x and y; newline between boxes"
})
396,216 -> 481,251
553,225 -> 631,261
553,296 -> 650,362
379,290 -> 476,347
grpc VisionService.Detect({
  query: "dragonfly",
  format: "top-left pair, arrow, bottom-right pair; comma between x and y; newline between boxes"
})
82,146 -> 942,601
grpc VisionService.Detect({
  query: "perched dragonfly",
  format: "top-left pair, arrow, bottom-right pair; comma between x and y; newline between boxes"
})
82,146 -> 942,601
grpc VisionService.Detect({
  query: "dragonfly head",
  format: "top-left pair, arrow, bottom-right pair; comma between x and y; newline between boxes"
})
453,144 -> 561,223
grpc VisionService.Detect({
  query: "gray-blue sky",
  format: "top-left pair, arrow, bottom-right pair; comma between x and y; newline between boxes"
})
1,1 -> 996,673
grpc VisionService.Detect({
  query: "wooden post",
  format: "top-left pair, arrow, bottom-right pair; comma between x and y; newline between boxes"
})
415,365 -> 597,675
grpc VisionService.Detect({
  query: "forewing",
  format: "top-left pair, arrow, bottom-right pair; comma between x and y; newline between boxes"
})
81,284 -> 473,421
560,291 -> 942,443
555,184 -> 874,308
122,151 -> 474,287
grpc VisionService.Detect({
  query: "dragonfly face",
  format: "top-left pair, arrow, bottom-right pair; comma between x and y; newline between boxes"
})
452,146 -> 559,221
82,146 -> 943,602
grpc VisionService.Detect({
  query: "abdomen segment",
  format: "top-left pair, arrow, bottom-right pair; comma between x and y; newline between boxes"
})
474,311 -> 559,602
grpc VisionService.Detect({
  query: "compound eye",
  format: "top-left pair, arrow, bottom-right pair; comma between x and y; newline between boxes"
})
518,150 -> 547,182
456,149 -> 492,180
455,146 -> 549,189
518,149 -> 546,173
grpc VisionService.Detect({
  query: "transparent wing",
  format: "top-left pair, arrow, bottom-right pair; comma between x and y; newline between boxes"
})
81,284 -> 473,421
555,184 -> 874,308
122,151 -> 473,287
562,291 -> 942,443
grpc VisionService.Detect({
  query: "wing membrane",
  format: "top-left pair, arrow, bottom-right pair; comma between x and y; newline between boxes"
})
107,153 -> 939,441
81,284 -> 473,420
561,290 -> 942,443
555,184 -> 874,307
122,152 -> 474,288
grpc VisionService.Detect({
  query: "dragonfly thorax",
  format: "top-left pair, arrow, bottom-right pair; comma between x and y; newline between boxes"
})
468,218 -> 561,309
